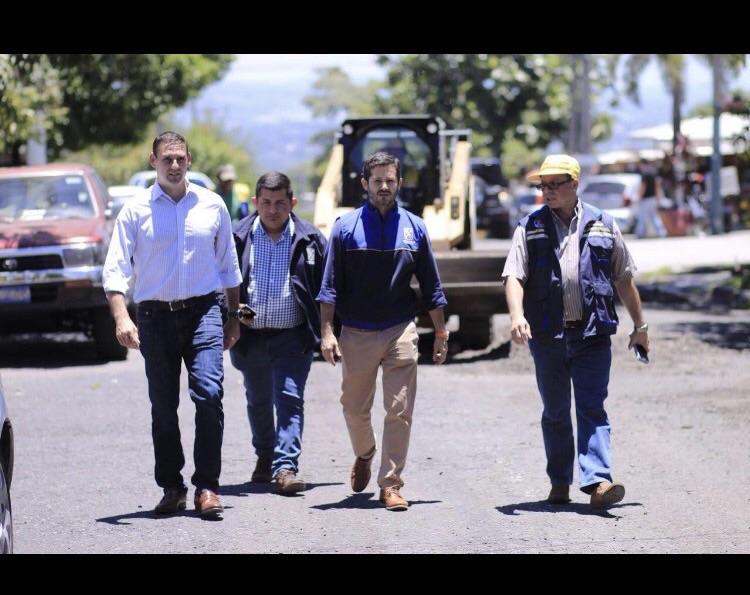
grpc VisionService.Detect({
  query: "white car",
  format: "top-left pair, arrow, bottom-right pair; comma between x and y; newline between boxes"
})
0,376 -> 13,554
127,171 -> 216,191
579,173 -> 642,233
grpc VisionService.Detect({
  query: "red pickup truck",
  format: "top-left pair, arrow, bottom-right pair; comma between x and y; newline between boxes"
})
0,163 -> 129,360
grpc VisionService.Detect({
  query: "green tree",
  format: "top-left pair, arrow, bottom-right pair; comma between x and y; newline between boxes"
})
1,54 -> 233,164
623,54 -> 746,151
64,117 -> 257,187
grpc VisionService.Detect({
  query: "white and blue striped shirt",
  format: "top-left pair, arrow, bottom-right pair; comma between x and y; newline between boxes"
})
247,216 -> 304,329
103,182 -> 242,302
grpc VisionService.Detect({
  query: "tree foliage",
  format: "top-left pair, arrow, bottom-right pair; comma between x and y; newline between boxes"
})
0,54 -> 233,163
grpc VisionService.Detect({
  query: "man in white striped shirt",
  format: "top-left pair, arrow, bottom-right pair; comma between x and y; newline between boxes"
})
502,154 -> 649,510
103,131 -> 242,518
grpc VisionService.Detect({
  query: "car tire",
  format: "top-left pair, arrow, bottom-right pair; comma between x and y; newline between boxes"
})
92,307 -> 128,361
0,463 -> 12,554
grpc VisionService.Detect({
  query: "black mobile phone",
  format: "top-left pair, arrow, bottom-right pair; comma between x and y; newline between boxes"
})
633,344 -> 649,364
239,305 -> 256,320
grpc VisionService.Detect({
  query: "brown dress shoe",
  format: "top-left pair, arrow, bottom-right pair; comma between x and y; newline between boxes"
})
547,484 -> 571,504
350,452 -> 374,493
589,481 -> 625,509
274,469 -> 306,494
251,455 -> 273,483
194,489 -> 224,517
379,486 -> 409,511
154,487 -> 187,514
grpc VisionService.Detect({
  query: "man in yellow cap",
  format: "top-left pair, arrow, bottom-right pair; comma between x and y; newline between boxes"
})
501,154 -> 649,509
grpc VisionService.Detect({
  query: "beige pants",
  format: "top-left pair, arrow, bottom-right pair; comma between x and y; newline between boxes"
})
339,320 -> 419,489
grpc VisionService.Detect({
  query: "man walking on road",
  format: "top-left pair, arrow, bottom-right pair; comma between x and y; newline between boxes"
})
502,154 -> 649,509
228,172 -> 327,494
317,151 -> 449,511
103,131 -> 243,518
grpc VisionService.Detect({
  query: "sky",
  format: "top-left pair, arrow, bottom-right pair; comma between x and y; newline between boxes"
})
174,54 -> 750,171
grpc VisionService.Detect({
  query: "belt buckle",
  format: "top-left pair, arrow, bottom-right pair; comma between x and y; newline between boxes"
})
168,299 -> 186,311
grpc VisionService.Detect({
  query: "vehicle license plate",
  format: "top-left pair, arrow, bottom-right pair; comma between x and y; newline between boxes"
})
0,285 -> 31,304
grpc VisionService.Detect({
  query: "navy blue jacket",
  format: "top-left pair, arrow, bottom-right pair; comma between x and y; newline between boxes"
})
522,203 -> 619,339
317,201 -> 447,330
231,212 -> 327,354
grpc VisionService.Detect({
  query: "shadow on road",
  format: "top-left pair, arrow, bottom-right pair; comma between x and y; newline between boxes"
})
496,500 -> 643,519
96,507 -> 232,525
0,334 -> 108,368
311,492 -> 442,510
666,321 -> 750,351
220,481 -> 343,497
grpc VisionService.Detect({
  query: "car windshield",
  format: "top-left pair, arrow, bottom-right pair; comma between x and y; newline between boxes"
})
0,175 -> 96,221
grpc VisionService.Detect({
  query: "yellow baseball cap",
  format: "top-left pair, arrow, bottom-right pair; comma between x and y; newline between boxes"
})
526,154 -> 580,183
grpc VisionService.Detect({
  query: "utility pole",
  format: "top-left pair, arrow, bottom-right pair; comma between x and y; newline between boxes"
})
710,54 -> 725,235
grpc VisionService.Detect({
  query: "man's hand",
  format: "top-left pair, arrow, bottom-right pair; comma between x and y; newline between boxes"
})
510,314 -> 532,345
627,328 -> 650,352
223,318 -> 241,350
432,336 -> 448,364
321,332 -> 342,366
115,315 -> 140,350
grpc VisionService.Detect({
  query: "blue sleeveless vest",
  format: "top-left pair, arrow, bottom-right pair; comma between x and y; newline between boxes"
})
521,203 -> 619,339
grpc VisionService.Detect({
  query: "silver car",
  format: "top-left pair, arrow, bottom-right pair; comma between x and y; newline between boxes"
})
0,377 -> 13,554
579,173 -> 642,233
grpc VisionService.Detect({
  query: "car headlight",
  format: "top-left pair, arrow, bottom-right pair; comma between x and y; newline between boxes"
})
63,243 -> 103,267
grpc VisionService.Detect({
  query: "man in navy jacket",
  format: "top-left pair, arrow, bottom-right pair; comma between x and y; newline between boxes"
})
228,172 -> 327,494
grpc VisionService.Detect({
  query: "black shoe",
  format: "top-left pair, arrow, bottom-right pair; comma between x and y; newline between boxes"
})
154,487 -> 187,514
251,455 -> 273,483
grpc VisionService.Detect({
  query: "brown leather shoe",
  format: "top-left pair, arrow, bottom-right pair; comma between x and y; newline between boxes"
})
251,455 -> 273,483
379,486 -> 409,511
274,469 -> 306,494
350,452 -> 374,492
590,481 -> 625,509
547,484 -> 571,504
154,487 -> 187,514
194,489 -> 224,517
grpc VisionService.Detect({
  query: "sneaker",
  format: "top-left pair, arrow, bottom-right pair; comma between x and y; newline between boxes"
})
154,487 -> 187,514
274,469 -> 306,494
379,486 -> 409,511
350,453 -> 374,493
251,455 -> 273,483
589,481 -> 625,509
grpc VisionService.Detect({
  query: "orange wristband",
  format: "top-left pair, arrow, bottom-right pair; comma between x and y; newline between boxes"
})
435,330 -> 449,339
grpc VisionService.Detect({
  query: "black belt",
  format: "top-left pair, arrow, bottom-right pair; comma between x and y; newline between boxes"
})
139,292 -> 218,312
564,320 -> 583,329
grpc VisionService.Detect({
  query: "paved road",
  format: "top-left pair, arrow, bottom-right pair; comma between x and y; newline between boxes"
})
2,305 -> 749,553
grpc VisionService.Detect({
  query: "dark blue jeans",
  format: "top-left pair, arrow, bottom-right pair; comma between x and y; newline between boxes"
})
528,328 -> 613,492
229,325 -> 313,476
137,301 -> 224,493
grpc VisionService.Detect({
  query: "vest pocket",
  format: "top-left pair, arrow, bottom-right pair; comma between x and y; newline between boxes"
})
590,281 -> 617,328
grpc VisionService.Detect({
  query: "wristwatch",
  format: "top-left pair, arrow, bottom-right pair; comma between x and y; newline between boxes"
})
634,323 -> 648,333
227,308 -> 244,320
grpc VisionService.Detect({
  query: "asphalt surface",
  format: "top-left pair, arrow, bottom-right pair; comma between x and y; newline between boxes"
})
2,303 -> 749,553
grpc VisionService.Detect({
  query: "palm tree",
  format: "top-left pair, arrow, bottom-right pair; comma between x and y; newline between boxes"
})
623,54 -> 686,152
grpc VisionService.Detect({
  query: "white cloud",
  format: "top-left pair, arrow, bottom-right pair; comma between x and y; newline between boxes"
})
227,54 -> 386,84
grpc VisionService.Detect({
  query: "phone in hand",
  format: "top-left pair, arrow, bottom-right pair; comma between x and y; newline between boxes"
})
632,344 -> 649,364
239,305 -> 256,320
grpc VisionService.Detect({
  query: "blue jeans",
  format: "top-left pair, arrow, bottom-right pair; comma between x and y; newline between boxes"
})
528,327 -> 613,492
229,325 -> 313,476
137,301 -> 224,493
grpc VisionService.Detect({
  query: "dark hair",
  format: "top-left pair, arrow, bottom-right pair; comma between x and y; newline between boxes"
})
255,171 -> 293,200
362,151 -> 401,181
152,131 -> 189,156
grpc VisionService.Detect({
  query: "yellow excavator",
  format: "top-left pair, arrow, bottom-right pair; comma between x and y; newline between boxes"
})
313,115 -> 509,350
